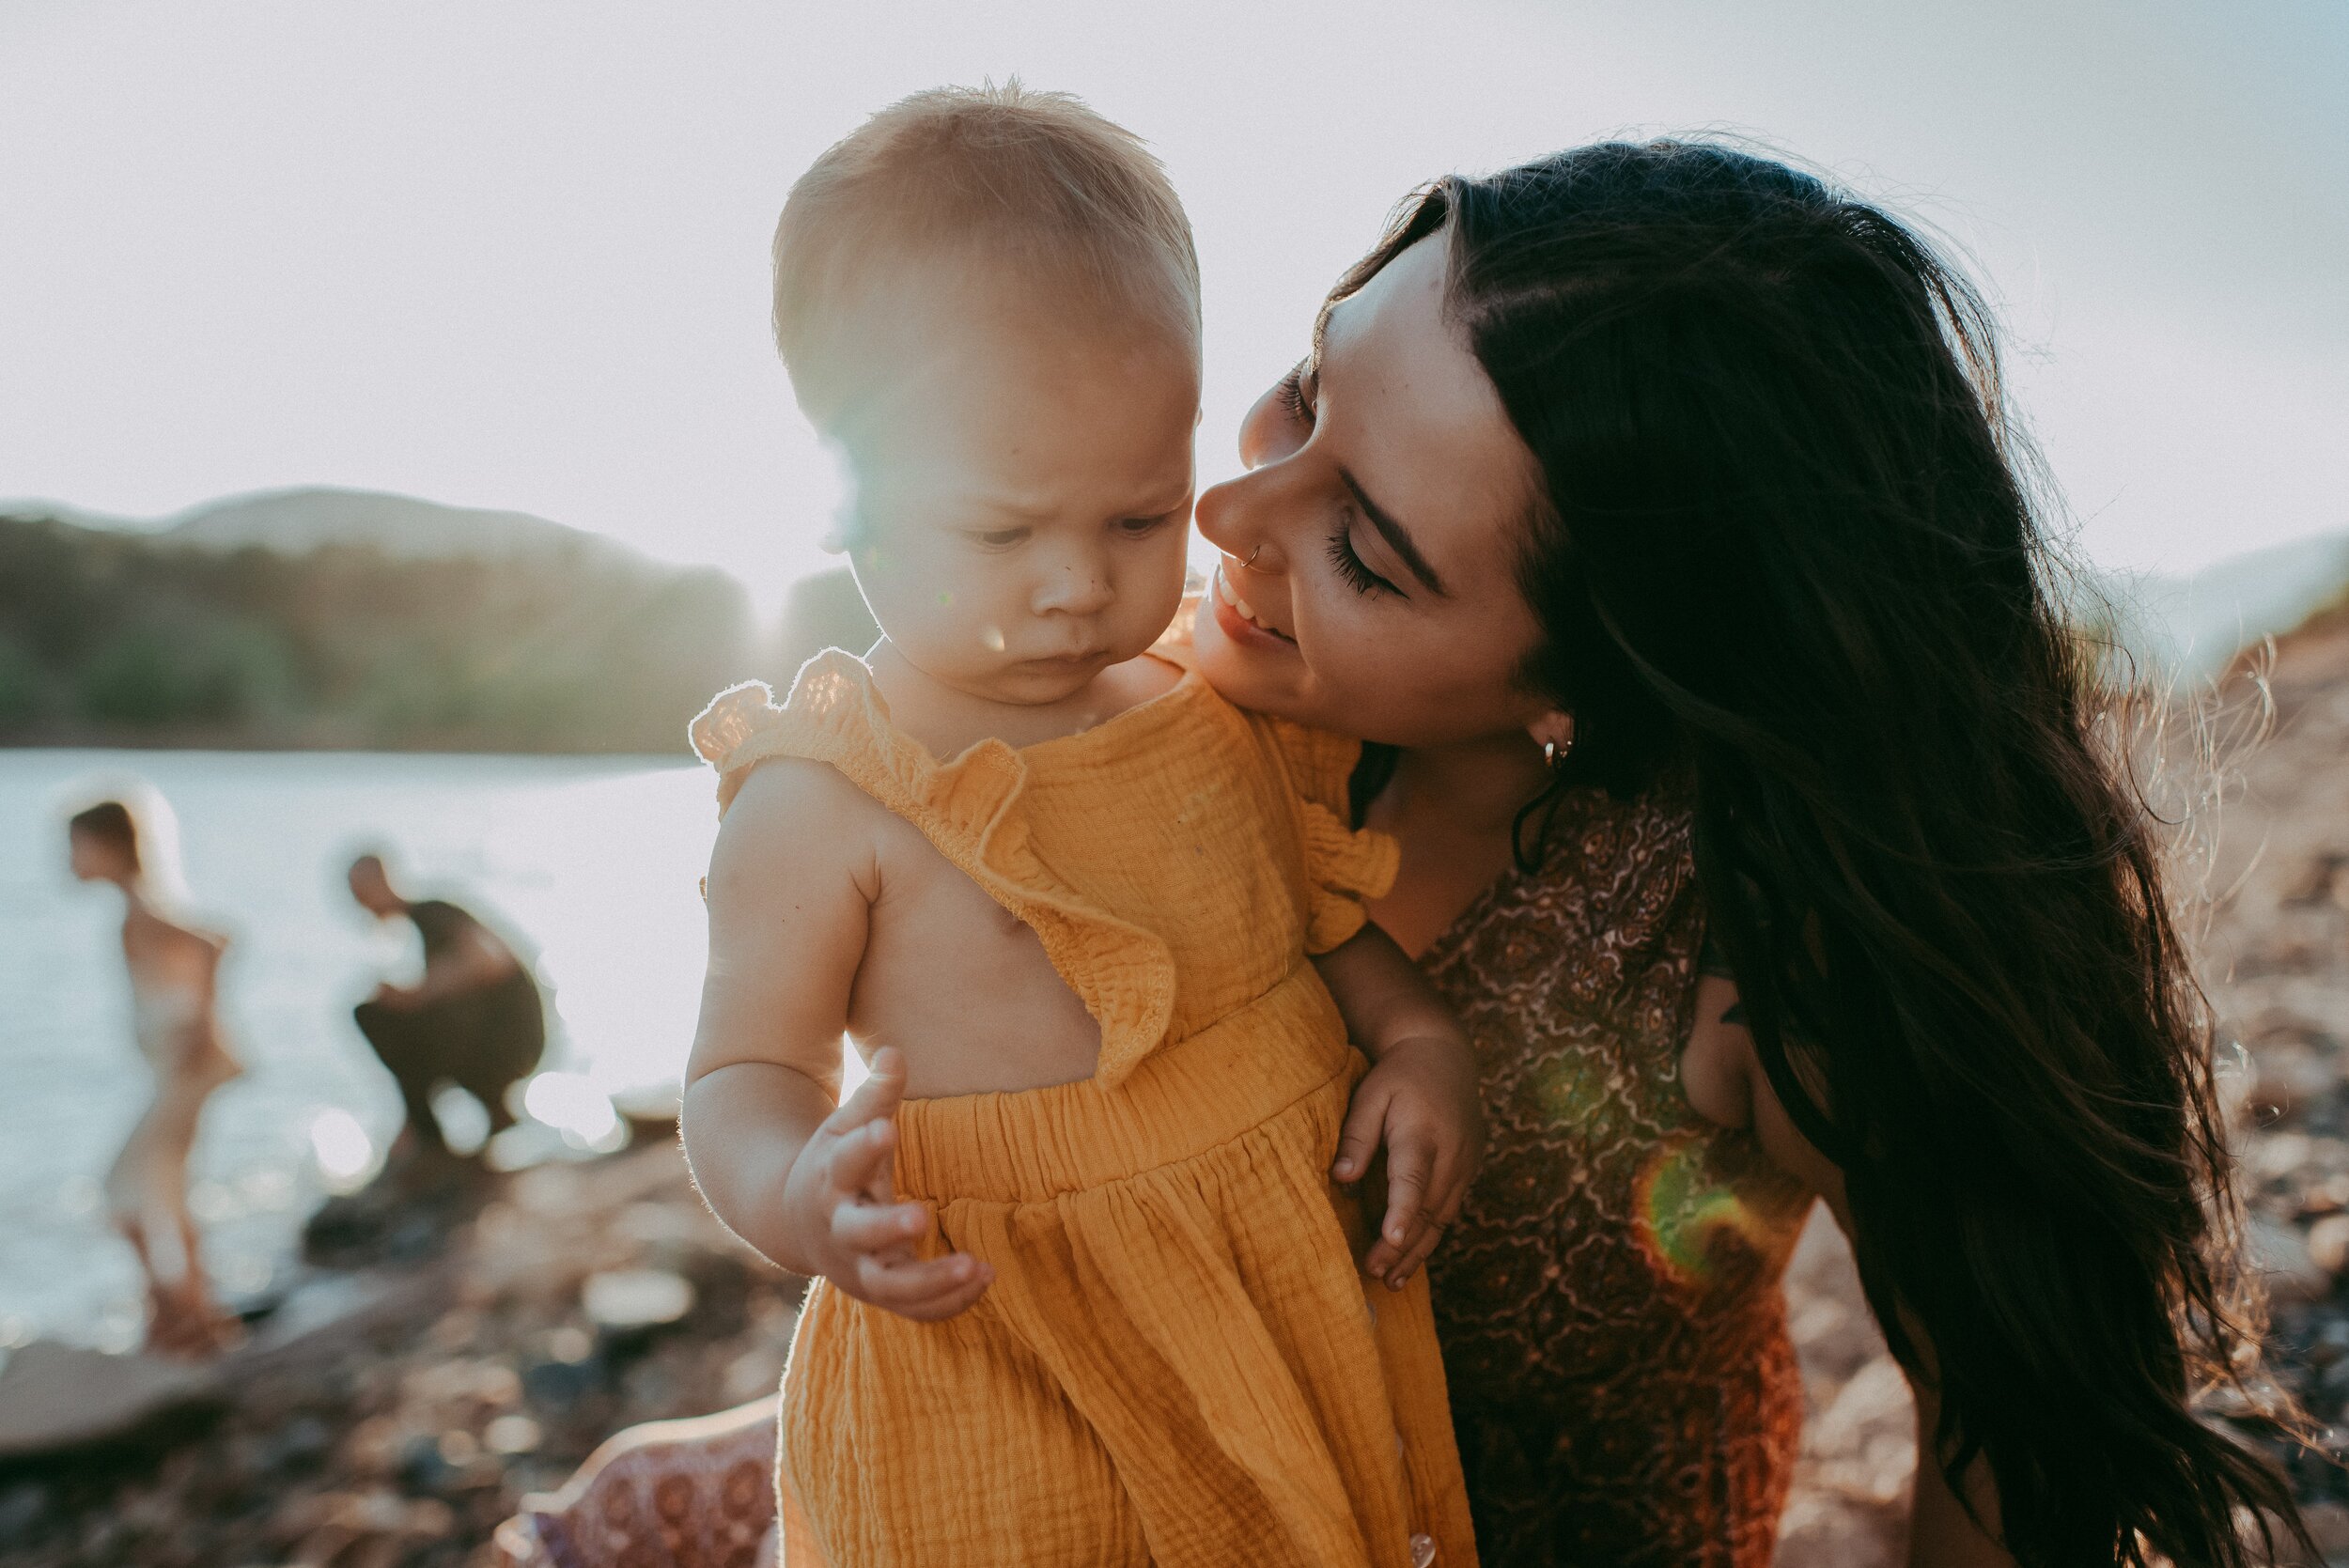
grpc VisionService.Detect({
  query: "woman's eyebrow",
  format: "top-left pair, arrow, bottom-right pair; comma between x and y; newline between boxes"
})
1340,470 -> 1448,596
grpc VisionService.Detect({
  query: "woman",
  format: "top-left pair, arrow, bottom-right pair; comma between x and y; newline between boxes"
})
68,793 -> 243,1358
507,142 -> 2303,1568
1190,143 -> 2302,1566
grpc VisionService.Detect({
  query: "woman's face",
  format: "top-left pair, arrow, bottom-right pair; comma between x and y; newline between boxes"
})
1191,232 -> 1551,748
69,827 -> 129,883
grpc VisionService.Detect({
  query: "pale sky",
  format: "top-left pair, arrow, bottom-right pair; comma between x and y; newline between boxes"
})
3,1 -> 2343,613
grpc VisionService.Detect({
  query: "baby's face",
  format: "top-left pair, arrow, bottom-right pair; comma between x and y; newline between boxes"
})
836,285 -> 1199,706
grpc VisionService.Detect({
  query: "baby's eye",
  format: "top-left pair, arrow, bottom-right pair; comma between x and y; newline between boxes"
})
970,527 -> 1029,550
1115,514 -> 1169,537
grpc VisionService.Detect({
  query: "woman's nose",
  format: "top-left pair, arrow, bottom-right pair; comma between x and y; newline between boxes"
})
1196,473 -> 1285,575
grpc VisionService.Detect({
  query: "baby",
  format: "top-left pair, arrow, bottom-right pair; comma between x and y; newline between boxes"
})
682,85 -> 1481,1568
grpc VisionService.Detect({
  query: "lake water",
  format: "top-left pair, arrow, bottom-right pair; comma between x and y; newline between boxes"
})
0,748 -> 727,1350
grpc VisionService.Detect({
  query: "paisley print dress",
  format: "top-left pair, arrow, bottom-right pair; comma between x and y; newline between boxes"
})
1419,784 -> 1814,1568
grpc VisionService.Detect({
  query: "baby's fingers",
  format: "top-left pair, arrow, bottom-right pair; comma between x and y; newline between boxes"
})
1362,1130 -> 1433,1281
830,1198 -> 929,1256
825,1113 -> 899,1205
1377,1142 -> 1475,1288
852,1250 -> 992,1321
828,1046 -> 908,1137
1379,1130 -> 1436,1253
1384,1220 -> 1446,1292
1332,1077 -> 1392,1184
890,1266 -> 994,1324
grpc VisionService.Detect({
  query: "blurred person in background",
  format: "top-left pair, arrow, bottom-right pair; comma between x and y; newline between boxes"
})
343,851 -> 546,1170
66,791 -> 243,1359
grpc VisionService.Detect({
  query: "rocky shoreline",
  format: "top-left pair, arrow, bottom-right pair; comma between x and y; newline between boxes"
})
3,603 -> 2345,1568
0,1140 -> 803,1568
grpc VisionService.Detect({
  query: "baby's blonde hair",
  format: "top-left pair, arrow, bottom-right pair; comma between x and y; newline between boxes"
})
773,82 -> 1199,429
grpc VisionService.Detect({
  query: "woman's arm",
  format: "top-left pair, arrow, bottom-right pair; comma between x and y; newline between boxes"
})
1682,973 -> 2014,1568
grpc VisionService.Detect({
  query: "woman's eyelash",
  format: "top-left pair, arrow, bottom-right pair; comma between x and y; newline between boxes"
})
1325,521 -> 1395,598
1276,365 -> 1315,420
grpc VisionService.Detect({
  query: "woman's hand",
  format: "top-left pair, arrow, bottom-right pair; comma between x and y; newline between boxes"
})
778,1048 -> 994,1322
1334,1033 -> 1485,1290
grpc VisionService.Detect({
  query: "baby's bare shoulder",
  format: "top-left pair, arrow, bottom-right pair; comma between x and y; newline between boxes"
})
709,758 -> 886,892
1097,652 -> 1184,712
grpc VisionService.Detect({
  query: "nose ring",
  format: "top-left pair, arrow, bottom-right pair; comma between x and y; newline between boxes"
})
1241,544 -> 1264,570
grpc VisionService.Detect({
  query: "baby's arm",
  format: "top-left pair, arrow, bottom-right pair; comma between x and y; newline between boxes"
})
1313,924 -> 1485,1291
681,761 -> 992,1321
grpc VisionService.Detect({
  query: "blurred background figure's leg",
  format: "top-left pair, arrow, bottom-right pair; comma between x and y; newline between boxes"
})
351,1000 -> 451,1154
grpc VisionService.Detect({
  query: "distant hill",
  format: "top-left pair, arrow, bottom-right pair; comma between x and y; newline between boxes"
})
2106,530 -> 2349,682
0,493 -> 761,753
158,487 -> 624,565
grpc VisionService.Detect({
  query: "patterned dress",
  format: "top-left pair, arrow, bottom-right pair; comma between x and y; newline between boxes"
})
1420,784 -> 1814,1568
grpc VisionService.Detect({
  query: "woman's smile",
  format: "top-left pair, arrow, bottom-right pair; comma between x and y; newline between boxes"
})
1209,560 -> 1295,645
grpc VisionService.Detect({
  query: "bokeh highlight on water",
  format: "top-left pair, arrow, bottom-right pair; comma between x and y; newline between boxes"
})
0,749 -> 720,1351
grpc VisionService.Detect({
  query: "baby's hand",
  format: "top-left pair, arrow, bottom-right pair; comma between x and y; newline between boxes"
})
780,1048 -> 993,1322
1333,1035 -> 1484,1292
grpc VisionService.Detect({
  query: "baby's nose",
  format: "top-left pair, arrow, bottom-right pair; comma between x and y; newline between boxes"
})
1034,562 -> 1114,616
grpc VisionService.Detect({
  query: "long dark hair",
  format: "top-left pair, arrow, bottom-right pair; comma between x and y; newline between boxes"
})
1339,143 -> 2303,1565
69,800 -> 138,860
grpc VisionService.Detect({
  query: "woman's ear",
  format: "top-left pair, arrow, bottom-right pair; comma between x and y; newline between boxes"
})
1528,709 -> 1576,760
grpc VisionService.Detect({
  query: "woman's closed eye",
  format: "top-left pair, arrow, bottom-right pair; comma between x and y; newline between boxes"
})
1326,519 -> 1399,598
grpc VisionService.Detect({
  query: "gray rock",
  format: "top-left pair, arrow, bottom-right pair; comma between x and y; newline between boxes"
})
0,1342 -> 218,1460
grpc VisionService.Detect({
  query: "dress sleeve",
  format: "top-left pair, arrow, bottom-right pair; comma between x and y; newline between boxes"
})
688,680 -> 797,814
1257,714 -> 1400,955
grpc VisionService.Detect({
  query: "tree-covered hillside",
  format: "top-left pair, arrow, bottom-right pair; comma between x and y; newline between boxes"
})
0,512 -> 757,753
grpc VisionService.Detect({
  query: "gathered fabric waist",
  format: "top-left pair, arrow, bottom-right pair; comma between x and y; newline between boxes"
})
892,966 -> 1359,1205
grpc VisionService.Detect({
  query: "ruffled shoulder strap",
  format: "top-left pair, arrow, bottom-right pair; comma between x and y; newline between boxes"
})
1252,713 -> 1400,955
689,651 -> 1029,833
688,679 -> 794,814
687,651 -> 1177,1088
1144,600 -> 1396,952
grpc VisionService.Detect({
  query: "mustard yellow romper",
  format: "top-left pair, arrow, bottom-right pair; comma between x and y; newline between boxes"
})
692,648 -> 1476,1568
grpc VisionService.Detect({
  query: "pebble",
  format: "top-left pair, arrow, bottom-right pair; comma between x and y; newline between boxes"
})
484,1412 -> 543,1455
583,1267 -> 696,1330
0,1480 -> 47,1538
2310,1214 -> 2349,1278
